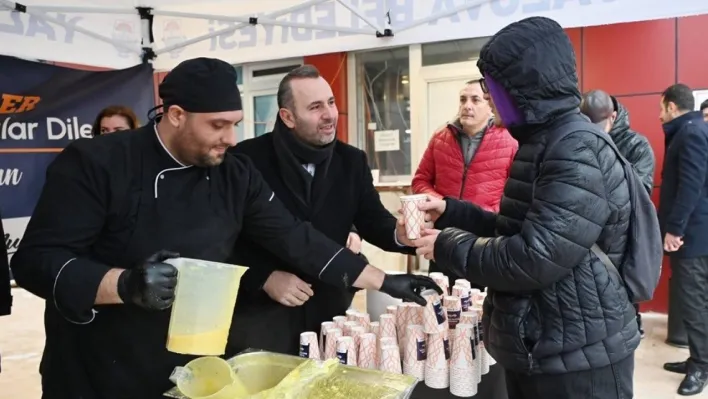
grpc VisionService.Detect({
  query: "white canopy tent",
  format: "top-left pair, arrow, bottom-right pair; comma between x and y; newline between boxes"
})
1,0 -> 707,71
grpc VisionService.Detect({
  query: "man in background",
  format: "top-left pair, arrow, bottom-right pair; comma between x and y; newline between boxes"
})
227,65 -> 420,356
580,89 -> 656,338
700,99 -> 708,122
412,79 -> 517,281
658,83 -> 708,396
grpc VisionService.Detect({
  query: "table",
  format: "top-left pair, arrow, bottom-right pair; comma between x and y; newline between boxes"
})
410,365 -> 507,399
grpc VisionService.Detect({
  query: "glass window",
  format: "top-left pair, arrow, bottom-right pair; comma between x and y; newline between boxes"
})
253,94 -> 277,137
236,122 -> 246,143
234,65 -> 244,85
356,47 -> 411,181
421,37 -> 490,66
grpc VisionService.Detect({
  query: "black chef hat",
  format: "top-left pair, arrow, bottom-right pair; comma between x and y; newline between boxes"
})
159,57 -> 242,113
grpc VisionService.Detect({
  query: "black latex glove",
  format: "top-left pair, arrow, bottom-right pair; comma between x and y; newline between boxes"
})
118,250 -> 180,310
380,274 -> 442,306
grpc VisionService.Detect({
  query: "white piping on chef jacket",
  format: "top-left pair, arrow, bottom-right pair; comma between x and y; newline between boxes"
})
53,257 -> 97,325
318,248 -> 343,279
153,124 -> 191,199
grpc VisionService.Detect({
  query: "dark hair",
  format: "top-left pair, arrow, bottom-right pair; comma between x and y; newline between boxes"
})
91,105 -> 139,137
276,65 -> 321,109
662,84 -> 694,112
701,99 -> 708,112
580,89 -> 614,123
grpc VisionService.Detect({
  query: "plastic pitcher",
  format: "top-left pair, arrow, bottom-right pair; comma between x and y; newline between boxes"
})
165,258 -> 248,356
170,356 -> 248,399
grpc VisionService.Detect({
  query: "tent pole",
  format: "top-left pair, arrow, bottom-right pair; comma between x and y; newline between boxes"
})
151,0 -> 330,56
11,5 -> 135,14
137,7 -> 155,64
0,0 -> 141,54
394,0 -> 489,34
154,10 -> 371,35
334,0 -> 384,34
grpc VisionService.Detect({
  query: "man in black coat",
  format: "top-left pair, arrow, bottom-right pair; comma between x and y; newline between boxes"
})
658,83 -> 708,396
413,17 -> 638,398
227,65 -> 417,356
701,99 -> 708,122
581,89 -> 656,338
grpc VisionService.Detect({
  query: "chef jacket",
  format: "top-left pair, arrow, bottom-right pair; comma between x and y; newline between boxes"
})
10,123 -> 368,399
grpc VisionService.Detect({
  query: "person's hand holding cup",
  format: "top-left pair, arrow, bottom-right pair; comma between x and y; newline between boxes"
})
397,194 -> 429,244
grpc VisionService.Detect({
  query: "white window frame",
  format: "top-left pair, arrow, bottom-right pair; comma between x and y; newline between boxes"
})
238,57 -> 303,140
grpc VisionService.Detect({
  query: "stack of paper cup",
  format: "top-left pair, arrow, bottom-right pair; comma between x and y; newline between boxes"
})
346,309 -> 358,321
299,331 -> 321,360
400,194 -> 428,239
379,336 -> 397,365
470,289 -> 486,307
425,331 -> 450,389
320,322 -> 334,354
453,286 -> 471,312
396,303 -> 413,351
409,303 -> 424,325
471,305 -> 489,375
336,336 -> 357,366
460,312 -> 480,382
443,275 -> 450,293
444,296 -> 462,330
380,344 -> 403,374
369,321 -> 380,337
422,290 -> 447,334
323,328 -> 342,360
357,333 -> 378,370
402,324 -> 425,379
351,325 -> 367,347
379,313 -> 397,339
455,279 -> 472,289
449,324 -> 478,397
386,305 -> 398,316
430,273 -> 449,296
354,312 -> 371,330
333,316 -> 347,330
343,321 -> 359,336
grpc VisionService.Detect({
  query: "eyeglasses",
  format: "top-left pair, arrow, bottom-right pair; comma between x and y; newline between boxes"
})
479,77 -> 489,94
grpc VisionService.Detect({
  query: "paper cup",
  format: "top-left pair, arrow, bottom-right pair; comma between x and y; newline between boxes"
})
450,324 -> 474,368
346,309 -> 359,321
470,289 -> 486,307
409,303 -> 424,325
402,324 -> 425,380
386,305 -> 398,316
455,279 -> 471,289
324,328 -> 342,360
336,336 -> 357,366
452,285 -> 471,312
343,321 -> 359,336
422,290 -> 447,333
424,331 -> 450,389
400,194 -> 428,240
357,333 -> 378,370
320,322 -> 334,354
299,331 -> 320,360
444,296 -> 462,330
369,321 -> 380,336
350,325 -> 367,347
379,336 -> 397,363
333,316 -> 347,330
354,312 -> 371,330
380,344 -> 403,374
450,366 -> 478,397
431,274 -> 449,296
395,303 -> 412,348
379,313 -> 397,339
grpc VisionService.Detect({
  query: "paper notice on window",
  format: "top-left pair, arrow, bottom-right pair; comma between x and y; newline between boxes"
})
694,90 -> 708,111
374,130 -> 400,152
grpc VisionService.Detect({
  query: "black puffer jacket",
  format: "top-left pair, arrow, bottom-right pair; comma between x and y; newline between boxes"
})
610,97 -> 656,194
434,17 -> 640,375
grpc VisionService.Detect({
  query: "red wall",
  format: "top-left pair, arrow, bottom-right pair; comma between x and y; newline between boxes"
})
565,15 -> 708,313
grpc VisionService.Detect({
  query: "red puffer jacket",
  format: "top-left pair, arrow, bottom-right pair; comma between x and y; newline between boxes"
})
412,123 -> 517,212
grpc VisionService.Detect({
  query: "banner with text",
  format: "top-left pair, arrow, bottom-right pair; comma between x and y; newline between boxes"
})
0,55 -> 154,264
150,0 -> 708,70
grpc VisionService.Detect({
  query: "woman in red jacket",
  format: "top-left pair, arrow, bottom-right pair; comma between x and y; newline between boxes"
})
412,79 -> 517,211
412,80 -> 517,280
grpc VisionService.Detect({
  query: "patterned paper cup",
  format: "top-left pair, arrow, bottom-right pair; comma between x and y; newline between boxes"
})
354,312 -> 371,330
452,285 -> 471,312
380,344 -> 403,374
299,331 -> 320,360
379,313 -> 397,339
320,322 -> 334,354
444,295 -> 462,330
333,316 -> 347,330
324,328 -> 343,360
343,321 -> 359,337
357,333 -> 378,370
400,194 -> 428,239
369,321 -> 380,337
336,336 -> 357,366
402,324 -> 425,380
422,290 -> 447,333
424,331 -> 450,389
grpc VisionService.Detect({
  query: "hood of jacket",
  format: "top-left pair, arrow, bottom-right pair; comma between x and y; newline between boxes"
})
609,96 -> 630,136
476,17 -> 581,139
